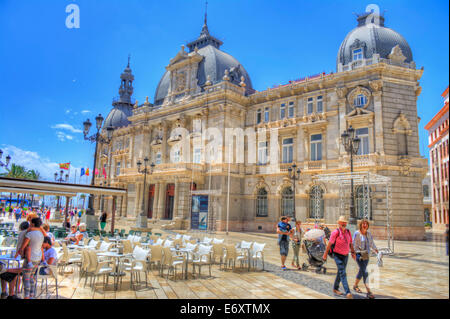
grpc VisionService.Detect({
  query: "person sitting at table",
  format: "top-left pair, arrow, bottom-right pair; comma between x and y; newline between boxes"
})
0,221 -> 30,299
65,225 -> 79,243
42,224 -> 55,245
75,223 -> 88,245
38,237 -> 58,275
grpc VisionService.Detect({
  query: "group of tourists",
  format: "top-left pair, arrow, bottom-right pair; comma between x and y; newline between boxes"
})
276,215 -> 378,299
0,206 -> 52,223
0,213 -> 57,299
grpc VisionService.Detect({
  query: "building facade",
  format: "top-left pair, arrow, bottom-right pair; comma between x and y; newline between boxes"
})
425,86 -> 449,231
94,12 -> 428,240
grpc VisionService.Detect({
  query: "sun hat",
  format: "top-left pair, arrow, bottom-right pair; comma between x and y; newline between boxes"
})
337,216 -> 348,223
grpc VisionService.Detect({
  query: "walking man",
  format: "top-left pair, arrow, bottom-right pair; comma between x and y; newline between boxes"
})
277,216 -> 293,270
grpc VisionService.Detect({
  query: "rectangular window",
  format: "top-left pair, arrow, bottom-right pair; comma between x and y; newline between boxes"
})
258,141 -> 268,165
282,138 -> 294,163
193,148 -> 201,164
317,96 -> 323,113
264,107 -> 270,122
356,127 -> 369,155
353,48 -> 363,61
256,109 -> 262,124
116,162 -> 121,176
280,104 -> 286,119
288,102 -> 295,118
310,134 -> 322,161
173,149 -> 181,163
307,98 -> 314,114
155,152 -> 162,165
354,94 -> 367,107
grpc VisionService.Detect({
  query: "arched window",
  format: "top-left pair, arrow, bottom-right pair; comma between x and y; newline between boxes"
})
281,187 -> 294,218
423,185 -> 430,198
256,188 -> 268,217
356,186 -> 372,220
309,186 -> 324,219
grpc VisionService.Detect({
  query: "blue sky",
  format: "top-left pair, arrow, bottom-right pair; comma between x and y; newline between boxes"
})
0,0 -> 448,181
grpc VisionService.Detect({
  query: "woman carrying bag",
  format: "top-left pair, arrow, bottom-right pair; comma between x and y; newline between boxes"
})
352,219 -> 378,299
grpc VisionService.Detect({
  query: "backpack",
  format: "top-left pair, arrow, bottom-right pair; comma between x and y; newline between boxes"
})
329,228 -> 349,257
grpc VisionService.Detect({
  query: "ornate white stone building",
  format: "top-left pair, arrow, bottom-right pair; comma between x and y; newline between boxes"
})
94,12 -> 428,240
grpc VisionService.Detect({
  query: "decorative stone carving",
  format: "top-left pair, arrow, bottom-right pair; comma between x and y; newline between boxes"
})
347,86 -> 371,109
393,112 -> 412,135
175,71 -> 186,92
223,69 -> 230,81
240,76 -> 246,87
335,87 -> 347,99
369,80 -> 383,92
388,45 -> 407,63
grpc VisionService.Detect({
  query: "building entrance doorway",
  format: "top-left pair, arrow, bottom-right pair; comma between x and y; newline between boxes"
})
164,184 -> 175,220
148,184 -> 155,218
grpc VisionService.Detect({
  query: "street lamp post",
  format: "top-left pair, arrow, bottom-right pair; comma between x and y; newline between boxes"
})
82,114 -> 114,230
136,157 -> 155,228
341,125 -> 361,232
287,163 -> 301,220
0,150 -> 12,209
54,170 -> 69,223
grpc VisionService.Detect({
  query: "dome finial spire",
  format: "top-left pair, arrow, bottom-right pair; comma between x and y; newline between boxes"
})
127,54 -> 131,68
204,0 -> 208,26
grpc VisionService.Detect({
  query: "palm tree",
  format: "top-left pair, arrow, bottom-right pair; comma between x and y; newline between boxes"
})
0,164 -> 41,208
0,164 -> 28,207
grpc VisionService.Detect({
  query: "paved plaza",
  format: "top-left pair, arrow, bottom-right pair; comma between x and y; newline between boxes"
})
3,216 -> 445,300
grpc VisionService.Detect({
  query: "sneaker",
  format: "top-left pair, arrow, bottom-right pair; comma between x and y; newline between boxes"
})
281,265 -> 287,270
1,292 -> 8,299
7,295 -> 21,299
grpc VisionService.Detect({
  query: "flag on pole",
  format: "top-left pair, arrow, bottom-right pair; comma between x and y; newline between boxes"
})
102,167 -> 107,179
80,168 -> 85,177
95,168 -> 99,175
86,168 -> 90,176
59,163 -> 70,170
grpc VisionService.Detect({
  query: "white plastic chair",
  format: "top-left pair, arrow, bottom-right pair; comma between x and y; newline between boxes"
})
250,242 -> 266,270
192,244 -> 212,278
121,246 -> 150,289
203,237 -> 212,245
35,264 -> 59,299
212,238 -> 224,244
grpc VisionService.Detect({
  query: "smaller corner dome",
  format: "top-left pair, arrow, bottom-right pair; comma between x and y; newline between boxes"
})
104,104 -> 133,129
337,12 -> 413,68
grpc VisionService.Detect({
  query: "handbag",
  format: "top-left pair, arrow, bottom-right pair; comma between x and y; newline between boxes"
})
360,251 -> 369,260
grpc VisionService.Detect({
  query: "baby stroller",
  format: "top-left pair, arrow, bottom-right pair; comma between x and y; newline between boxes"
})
302,238 -> 327,274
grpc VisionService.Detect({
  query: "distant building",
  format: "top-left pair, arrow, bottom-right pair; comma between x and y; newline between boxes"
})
425,86 -> 449,231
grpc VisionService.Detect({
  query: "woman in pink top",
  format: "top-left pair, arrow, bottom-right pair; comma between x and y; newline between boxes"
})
323,216 -> 356,299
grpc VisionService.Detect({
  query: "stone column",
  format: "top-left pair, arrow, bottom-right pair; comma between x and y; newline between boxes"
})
136,182 -> 142,219
337,98 -> 347,156
121,195 -> 127,218
177,182 -> 190,220
173,180 -> 180,217
370,81 -> 385,155
156,182 -> 166,219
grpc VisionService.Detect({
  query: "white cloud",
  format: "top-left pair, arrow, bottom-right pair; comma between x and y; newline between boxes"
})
56,132 -> 74,142
0,144 -> 86,183
51,124 -> 82,134
81,110 -> 91,114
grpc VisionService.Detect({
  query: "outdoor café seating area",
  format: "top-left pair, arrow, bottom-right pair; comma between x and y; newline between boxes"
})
1,221 -> 267,298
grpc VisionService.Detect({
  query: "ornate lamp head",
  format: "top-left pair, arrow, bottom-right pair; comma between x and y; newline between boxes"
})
83,119 -> 92,135
95,114 -> 104,130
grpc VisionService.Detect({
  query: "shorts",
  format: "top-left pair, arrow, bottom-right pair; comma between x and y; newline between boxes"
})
279,240 -> 289,256
0,272 -> 18,283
